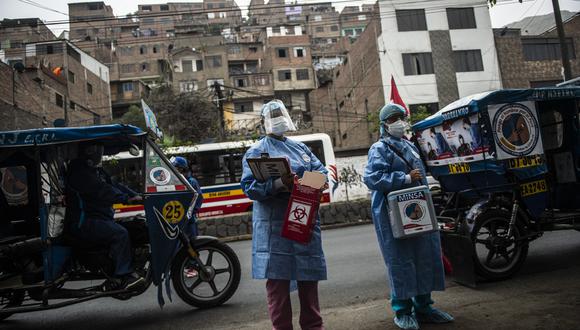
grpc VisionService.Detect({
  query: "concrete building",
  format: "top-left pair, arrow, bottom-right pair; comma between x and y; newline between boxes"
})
377,0 -> 502,113
494,12 -> 579,88
309,15 -> 383,150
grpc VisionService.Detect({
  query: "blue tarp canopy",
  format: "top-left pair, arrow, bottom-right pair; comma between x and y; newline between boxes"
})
0,124 -> 145,148
412,87 -> 580,131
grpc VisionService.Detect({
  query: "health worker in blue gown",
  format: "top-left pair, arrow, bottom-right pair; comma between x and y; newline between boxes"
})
240,100 -> 328,330
363,103 -> 454,330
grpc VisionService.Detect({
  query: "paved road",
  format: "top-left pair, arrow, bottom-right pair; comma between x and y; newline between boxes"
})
3,225 -> 580,330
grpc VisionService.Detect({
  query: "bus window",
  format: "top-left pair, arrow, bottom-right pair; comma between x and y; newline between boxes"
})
303,140 -> 326,165
104,157 -> 143,193
194,150 -> 246,186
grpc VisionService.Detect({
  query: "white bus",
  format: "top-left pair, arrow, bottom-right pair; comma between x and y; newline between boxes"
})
105,133 -> 338,219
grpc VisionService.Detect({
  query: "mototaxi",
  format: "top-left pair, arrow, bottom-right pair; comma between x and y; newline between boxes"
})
0,124 -> 240,320
412,87 -> 580,286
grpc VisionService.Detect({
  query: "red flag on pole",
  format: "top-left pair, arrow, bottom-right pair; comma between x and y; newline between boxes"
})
390,75 -> 409,116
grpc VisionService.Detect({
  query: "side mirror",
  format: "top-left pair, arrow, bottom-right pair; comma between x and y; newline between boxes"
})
129,144 -> 140,157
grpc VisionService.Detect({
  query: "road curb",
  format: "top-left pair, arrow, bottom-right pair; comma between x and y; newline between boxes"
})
219,219 -> 372,242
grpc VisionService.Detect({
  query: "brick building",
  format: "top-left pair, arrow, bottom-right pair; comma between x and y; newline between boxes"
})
0,18 -> 112,129
494,12 -> 579,88
339,5 -> 374,40
0,18 -> 56,66
309,14 -> 383,150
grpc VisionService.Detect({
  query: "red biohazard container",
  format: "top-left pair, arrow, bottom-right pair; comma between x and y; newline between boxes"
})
281,176 -> 323,244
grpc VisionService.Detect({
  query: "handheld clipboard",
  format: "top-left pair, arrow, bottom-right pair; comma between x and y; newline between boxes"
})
247,157 -> 291,182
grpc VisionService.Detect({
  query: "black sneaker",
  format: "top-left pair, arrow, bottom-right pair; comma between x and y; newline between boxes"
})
122,272 -> 145,291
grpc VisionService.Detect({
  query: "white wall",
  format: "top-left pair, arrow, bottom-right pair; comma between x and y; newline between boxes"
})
377,0 -> 501,107
266,25 -> 304,37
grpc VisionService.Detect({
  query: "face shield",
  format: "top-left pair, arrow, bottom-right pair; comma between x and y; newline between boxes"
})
261,100 -> 297,135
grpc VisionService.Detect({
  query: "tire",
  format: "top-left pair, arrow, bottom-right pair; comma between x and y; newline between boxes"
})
171,240 -> 240,309
0,290 -> 25,321
471,209 -> 529,281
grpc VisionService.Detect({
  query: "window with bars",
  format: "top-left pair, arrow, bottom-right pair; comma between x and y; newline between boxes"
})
296,69 -> 310,80
315,26 -> 324,32
402,53 -> 434,75
396,9 -> 427,31
447,8 -> 476,29
453,50 -> 484,72
55,93 -> 63,108
277,48 -> 289,58
122,82 -> 134,92
294,47 -> 305,57
278,70 -> 292,81
160,4 -> 169,11
330,25 -> 339,32
235,102 -> 253,113
522,38 -> 576,61
182,60 -> 193,72
235,77 -> 249,87
68,71 -> 75,83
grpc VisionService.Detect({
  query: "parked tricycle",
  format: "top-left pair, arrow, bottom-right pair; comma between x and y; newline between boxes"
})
0,124 -> 241,320
412,87 -> 580,286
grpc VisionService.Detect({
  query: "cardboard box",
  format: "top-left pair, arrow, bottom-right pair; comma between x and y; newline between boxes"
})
281,171 -> 326,244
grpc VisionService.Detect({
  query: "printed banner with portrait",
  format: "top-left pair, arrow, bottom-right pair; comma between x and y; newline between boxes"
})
415,113 -> 491,166
488,101 -> 543,160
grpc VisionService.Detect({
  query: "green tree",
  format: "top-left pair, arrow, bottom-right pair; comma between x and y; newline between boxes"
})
409,105 -> 431,125
145,85 -> 221,144
114,104 -> 146,130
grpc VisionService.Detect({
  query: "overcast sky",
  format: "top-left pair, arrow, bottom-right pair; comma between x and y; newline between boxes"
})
1,0 -> 579,36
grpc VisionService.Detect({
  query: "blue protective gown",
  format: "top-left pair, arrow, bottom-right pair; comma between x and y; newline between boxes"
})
363,136 -> 445,299
241,136 -> 327,281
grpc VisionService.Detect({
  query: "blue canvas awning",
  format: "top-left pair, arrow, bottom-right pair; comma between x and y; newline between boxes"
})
412,87 -> 580,131
0,124 -> 145,148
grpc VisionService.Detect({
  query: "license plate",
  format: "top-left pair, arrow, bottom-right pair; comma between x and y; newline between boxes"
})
520,179 -> 547,197
448,163 -> 470,174
507,155 -> 543,169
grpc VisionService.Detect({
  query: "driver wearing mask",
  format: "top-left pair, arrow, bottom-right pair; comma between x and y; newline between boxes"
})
65,142 -> 145,291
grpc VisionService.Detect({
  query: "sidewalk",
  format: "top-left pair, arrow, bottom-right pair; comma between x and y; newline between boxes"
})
230,264 -> 580,330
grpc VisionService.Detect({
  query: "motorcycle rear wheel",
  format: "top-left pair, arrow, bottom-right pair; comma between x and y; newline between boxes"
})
171,240 -> 240,309
471,210 -> 529,280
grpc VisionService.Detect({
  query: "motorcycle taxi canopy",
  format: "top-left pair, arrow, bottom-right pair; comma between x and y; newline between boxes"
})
411,87 -> 580,197
0,124 -> 145,148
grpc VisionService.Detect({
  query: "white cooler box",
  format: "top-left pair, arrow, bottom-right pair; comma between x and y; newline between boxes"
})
387,185 -> 438,239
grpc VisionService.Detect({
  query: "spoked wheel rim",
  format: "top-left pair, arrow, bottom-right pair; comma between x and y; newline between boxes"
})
178,246 -> 236,302
473,217 -> 523,274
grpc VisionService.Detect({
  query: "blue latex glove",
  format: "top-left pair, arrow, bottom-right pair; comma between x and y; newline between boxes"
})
394,314 -> 419,330
415,308 -> 454,323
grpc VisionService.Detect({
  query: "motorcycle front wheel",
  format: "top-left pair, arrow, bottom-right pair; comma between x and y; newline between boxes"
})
171,240 -> 240,309
0,290 -> 24,321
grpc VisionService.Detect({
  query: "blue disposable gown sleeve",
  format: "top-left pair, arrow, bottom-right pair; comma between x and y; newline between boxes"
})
240,150 -> 276,201
363,144 -> 408,193
188,177 -> 204,212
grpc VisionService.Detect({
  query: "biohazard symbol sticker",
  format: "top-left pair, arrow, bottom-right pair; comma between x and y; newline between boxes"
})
288,201 -> 311,225
162,201 -> 185,224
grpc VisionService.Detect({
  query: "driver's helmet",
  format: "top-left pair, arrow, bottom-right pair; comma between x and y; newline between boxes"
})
171,156 -> 188,171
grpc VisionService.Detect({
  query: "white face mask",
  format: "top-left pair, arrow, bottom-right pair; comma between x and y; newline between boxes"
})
269,117 -> 290,135
386,119 -> 407,138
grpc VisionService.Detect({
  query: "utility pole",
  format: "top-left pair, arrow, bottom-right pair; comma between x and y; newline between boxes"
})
551,0 -> 572,81
213,81 -> 225,138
